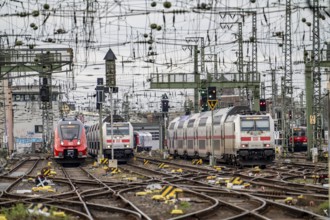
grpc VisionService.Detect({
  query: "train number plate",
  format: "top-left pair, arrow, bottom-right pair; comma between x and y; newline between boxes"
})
252,137 -> 258,141
68,142 -> 73,145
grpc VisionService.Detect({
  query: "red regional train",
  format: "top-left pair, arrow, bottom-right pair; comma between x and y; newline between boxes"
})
288,126 -> 308,152
52,118 -> 88,164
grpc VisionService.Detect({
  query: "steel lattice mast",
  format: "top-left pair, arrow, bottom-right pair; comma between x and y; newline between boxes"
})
282,0 -> 293,154
312,0 -> 322,151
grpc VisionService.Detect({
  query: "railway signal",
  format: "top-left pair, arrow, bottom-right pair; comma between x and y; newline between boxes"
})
259,98 -> 266,111
40,86 -> 50,102
200,89 -> 208,112
40,77 -> 50,102
208,86 -> 216,100
161,94 -> 169,112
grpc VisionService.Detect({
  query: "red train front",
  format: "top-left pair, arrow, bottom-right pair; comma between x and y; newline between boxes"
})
53,118 -> 87,163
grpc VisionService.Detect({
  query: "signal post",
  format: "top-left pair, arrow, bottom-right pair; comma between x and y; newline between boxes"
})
104,49 -> 118,167
207,87 -> 217,166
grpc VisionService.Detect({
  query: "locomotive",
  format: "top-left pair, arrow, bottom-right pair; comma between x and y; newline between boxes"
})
167,106 -> 275,167
52,118 -> 88,164
86,117 -> 134,162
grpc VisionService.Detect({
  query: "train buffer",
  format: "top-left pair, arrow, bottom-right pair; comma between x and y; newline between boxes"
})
158,163 -> 169,169
152,185 -> 183,201
192,159 -> 203,165
143,159 -> 150,165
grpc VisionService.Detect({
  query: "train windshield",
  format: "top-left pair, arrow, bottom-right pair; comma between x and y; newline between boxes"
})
240,117 -> 270,132
106,124 -> 129,135
60,124 -> 80,140
293,128 -> 306,136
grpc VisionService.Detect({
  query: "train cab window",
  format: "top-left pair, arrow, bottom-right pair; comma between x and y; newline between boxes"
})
293,129 -> 306,136
255,120 -> 270,131
60,124 -> 80,140
241,118 -> 270,131
106,124 -> 129,135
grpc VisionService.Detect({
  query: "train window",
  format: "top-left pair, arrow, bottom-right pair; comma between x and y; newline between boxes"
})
60,124 -> 80,140
178,121 -> 185,129
106,125 -> 129,135
293,129 -> 306,136
255,120 -> 270,131
198,118 -> 207,126
169,123 -> 175,130
241,121 -> 254,131
187,119 -> 195,127
241,118 -> 270,131
214,116 -> 222,125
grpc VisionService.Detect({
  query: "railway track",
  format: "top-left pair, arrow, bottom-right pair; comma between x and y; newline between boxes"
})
0,155 -> 328,219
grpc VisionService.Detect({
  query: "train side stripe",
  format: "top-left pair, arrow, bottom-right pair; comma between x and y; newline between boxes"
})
106,139 -> 130,143
241,137 -> 251,141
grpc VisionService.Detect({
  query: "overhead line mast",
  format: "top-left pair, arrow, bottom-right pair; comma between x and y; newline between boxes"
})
311,0 -> 322,153
282,0 -> 293,155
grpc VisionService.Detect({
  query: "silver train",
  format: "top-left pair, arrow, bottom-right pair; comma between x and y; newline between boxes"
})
167,106 -> 275,166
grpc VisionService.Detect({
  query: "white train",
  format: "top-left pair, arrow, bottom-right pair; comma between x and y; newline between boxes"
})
87,120 -> 134,162
167,106 -> 275,166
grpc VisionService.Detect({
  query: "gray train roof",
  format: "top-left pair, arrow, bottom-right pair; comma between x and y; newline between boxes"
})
169,106 -> 251,124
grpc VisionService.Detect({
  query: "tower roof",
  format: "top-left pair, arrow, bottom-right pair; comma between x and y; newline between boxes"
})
104,49 -> 117,61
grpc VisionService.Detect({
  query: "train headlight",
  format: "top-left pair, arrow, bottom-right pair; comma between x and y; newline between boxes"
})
77,140 -> 81,145
241,144 -> 247,148
264,144 -> 270,147
107,145 -> 111,149
61,141 -> 64,145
